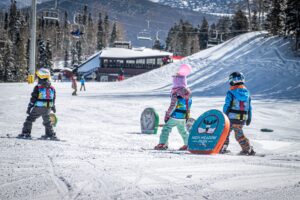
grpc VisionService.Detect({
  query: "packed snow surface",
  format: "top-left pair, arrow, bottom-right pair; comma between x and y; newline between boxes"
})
0,32 -> 300,200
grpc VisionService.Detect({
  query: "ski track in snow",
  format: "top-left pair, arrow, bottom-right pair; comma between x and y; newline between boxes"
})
1,32 -> 300,199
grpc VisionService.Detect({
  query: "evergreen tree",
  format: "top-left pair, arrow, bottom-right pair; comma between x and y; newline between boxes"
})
8,0 -> 17,41
217,17 -> 231,41
64,49 -> 69,68
265,0 -> 285,35
165,26 -> 175,52
45,40 -> 53,68
0,47 -> 4,82
285,0 -> 300,35
153,39 -> 163,50
63,11 -> 68,29
76,41 -> 82,64
285,0 -> 300,50
83,5 -> 88,25
198,17 -> 209,49
231,10 -> 249,36
165,20 -> 199,56
97,13 -> 104,50
2,41 -> 14,82
37,37 -> 52,69
87,12 -> 95,54
63,11 -> 70,58
251,10 -> 259,31
246,0 -> 252,31
209,23 -> 217,38
71,44 -> 78,67
110,22 -> 117,46
4,12 -> 8,30
103,14 -> 109,47
15,14 -> 27,81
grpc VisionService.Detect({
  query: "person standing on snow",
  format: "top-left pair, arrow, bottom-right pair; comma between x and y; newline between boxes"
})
18,68 -> 57,139
154,64 -> 192,151
71,76 -> 77,95
80,76 -> 86,91
117,68 -> 125,81
220,72 -> 255,155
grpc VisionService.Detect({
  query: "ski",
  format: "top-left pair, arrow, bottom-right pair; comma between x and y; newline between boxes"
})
221,152 -> 266,157
1,134 -> 65,142
140,147 -> 191,155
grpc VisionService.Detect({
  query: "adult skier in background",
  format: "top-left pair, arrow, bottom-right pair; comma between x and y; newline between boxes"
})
154,64 -> 192,151
117,68 -> 125,81
220,72 -> 255,155
18,68 -> 57,139
72,76 -> 77,95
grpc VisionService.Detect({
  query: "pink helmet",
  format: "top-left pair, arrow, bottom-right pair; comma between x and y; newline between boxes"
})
177,64 -> 192,76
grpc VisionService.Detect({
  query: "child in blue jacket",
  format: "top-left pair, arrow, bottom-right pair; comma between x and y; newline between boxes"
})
221,72 -> 255,155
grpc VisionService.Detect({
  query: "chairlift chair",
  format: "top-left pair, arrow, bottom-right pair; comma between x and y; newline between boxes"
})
137,29 -> 152,41
207,30 -> 220,48
43,9 -> 59,21
73,12 -> 85,25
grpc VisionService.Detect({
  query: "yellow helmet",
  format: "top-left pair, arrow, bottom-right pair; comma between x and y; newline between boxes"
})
36,68 -> 51,80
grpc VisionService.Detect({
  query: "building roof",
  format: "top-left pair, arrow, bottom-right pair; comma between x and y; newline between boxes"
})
100,47 -> 172,59
77,52 -> 101,73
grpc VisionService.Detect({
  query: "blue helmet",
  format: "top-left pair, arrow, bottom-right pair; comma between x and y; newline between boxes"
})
229,72 -> 245,86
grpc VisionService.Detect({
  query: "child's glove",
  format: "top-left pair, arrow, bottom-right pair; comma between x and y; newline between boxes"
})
246,118 -> 251,126
186,110 -> 190,122
26,103 -> 34,115
51,106 -> 56,113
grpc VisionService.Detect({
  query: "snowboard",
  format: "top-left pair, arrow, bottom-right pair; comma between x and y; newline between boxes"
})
3,134 -> 65,142
188,109 -> 230,154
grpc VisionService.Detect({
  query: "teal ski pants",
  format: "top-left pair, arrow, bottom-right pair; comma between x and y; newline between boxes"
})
159,118 -> 189,145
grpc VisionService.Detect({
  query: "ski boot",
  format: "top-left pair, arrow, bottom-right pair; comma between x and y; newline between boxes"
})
40,134 -> 58,140
154,143 -> 168,150
179,145 -> 188,151
41,130 -> 58,140
239,146 -> 256,156
17,132 -> 31,139
219,149 -> 231,154
219,144 -> 230,154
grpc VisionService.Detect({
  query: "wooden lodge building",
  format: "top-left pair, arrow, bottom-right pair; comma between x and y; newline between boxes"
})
77,42 -> 173,81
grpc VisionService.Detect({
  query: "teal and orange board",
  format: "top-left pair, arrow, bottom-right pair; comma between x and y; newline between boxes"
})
188,109 -> 230,154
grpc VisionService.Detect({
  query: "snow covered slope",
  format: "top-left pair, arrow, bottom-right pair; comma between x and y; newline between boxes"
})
116,32 -> 300,99
0,32 -> 300,200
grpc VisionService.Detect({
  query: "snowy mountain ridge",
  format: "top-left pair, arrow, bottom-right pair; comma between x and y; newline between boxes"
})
112,32 -> 300,99
148,0 -> 243,14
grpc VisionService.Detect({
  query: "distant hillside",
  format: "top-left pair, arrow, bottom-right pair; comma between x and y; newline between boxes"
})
0,0 -> 51,9
35,0 -> 218,47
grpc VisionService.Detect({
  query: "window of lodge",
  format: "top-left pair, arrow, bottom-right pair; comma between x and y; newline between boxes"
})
125,60 -> 135,68
136,59 -> 146,68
